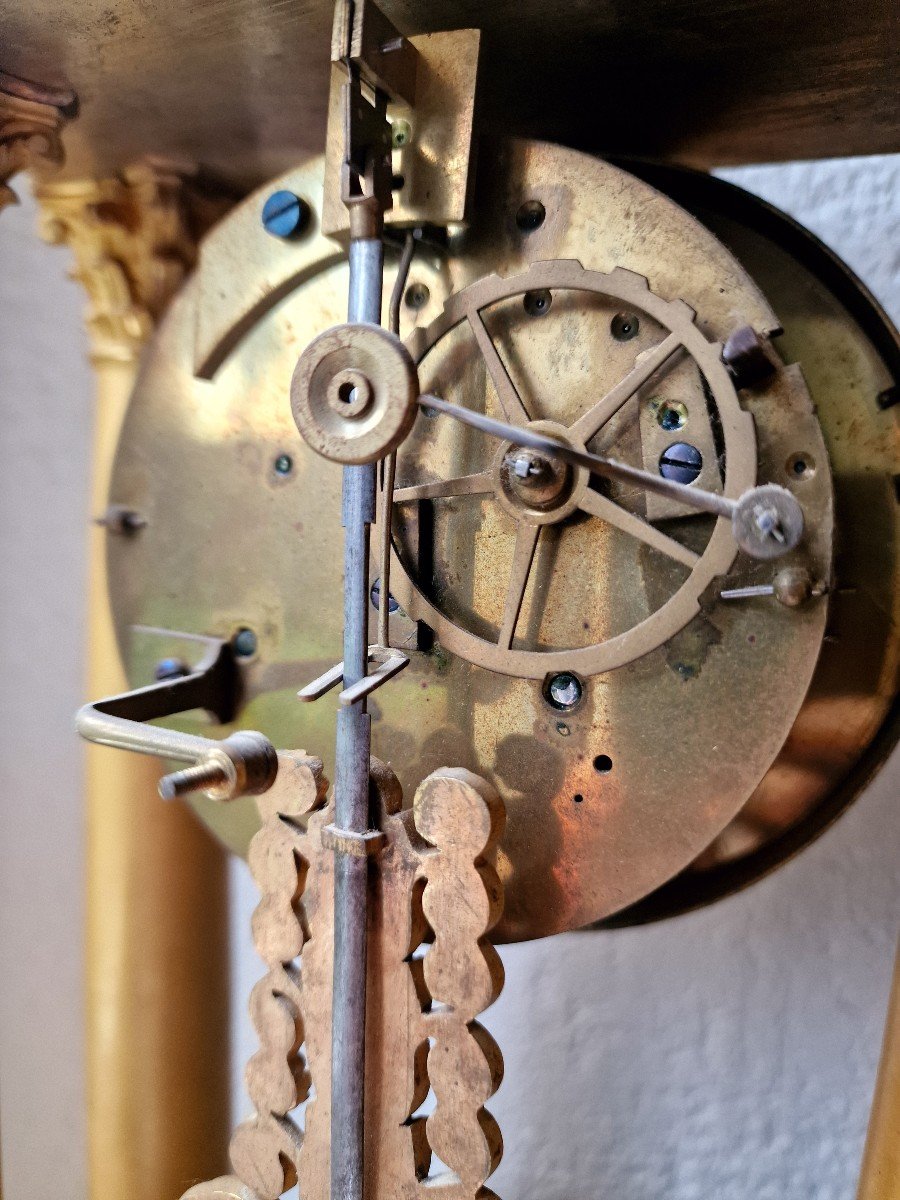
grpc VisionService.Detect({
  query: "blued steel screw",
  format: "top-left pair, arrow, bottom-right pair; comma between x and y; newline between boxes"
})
262,190 -> 311,239
754,505 -> 785,543
370,578 -> 400,613
233,627 -> 258,657
154,657 -> 189,682
659,442 -> 702,484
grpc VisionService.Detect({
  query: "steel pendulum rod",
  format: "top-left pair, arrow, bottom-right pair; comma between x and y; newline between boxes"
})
331,233 -> 384,1200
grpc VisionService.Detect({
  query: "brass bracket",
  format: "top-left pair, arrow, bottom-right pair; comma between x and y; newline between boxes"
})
75,635 -> 278,801
321,823 -> 387,857
329,0 -> 414,239
333,0 -> 418,105
323,5 -> 481,238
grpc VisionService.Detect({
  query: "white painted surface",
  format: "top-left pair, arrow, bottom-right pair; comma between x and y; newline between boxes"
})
0,156 -> 897,1200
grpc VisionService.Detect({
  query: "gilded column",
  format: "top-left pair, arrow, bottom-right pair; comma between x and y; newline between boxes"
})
858,940 -> 900,1200
34,161 -> 233,1199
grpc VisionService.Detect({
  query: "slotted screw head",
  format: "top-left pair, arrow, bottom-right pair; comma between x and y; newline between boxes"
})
659,442 -> 702,484
262,190 -> 310,239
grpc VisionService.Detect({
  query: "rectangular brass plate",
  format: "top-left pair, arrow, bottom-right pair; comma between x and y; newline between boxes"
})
321,27 -> 480,239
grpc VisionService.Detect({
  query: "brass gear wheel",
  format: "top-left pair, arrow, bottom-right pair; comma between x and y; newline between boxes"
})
388,259 -> 758,678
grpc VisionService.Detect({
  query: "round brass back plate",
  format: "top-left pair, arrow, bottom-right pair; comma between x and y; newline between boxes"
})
106,140 -> 896,940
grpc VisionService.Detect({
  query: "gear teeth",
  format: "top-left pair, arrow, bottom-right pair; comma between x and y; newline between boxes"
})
533,257 -> 584,270
608,265 -> 650,289
392,253 -> 755,679
436,270 -> 505,318
406,325 -> 428,360
469,271 -> 505,290
670,297 -> 697,322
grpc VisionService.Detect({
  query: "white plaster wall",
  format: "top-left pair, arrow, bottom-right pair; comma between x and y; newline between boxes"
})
0,188 -> 92,1198
0,155 -> 897,1200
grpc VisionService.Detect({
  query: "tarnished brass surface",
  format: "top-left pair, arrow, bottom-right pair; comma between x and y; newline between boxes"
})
105,140 -> 856,940
1,0 -> 896,187
290,323 -> 419,464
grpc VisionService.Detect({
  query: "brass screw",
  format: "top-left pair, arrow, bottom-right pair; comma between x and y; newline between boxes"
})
391,119 -> 412,149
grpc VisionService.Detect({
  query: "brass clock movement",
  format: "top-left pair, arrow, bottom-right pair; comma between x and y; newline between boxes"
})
2,0 -> 897,1195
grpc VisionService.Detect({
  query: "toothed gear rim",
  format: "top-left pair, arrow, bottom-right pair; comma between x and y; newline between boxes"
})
390,259 -> 758,679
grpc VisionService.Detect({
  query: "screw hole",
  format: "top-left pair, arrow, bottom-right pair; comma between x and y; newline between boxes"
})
338,381 -> 359,405
421,394 -> 440,418
516,200 -> 546,232
391,119 -> 412,149
653,399 -> 688,431
786,452 -> 815,480
524,289 -> 552,317
593,754 -> 613,774
573,793 -> 584,804
611,312 -> 640,341
405,282 -> 430,310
